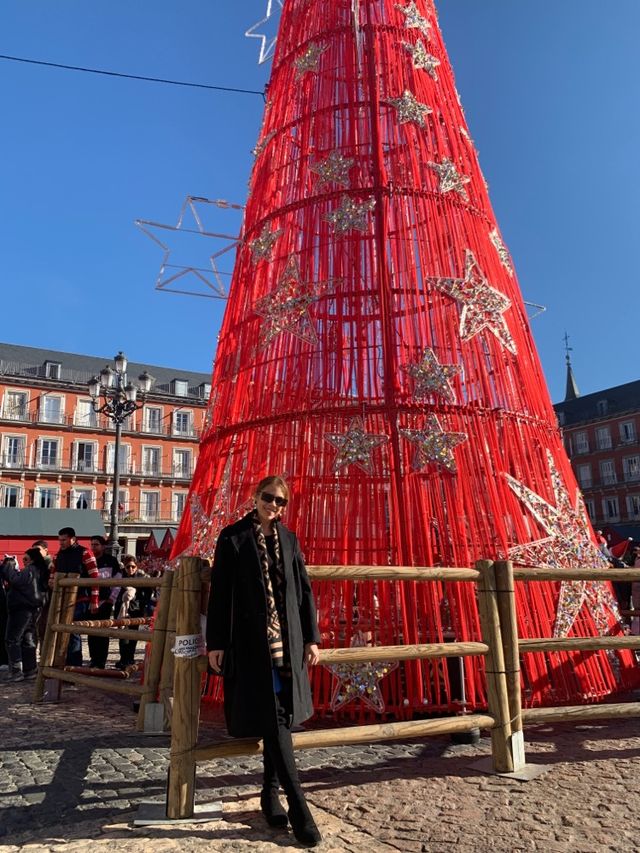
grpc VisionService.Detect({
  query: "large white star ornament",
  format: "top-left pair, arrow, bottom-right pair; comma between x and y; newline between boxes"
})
505,450 -> 623,637
402,348 -> 461,403
385,90 -> 432,127
428,249 -> 517,354
325,417 -> 389,474
245,0 -> 283,65
395,1 -> 431,37
400,415 -> 467,473
326,632 -> 399,713
428,158 -> 471,201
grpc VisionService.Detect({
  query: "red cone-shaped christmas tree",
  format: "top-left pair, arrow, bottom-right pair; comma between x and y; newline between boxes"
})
173,0 -> 638,716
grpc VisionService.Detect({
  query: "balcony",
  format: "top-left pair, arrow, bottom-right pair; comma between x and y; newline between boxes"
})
0,452 -> 26,469
172,463 -> 194,480
1,407 -> 28,422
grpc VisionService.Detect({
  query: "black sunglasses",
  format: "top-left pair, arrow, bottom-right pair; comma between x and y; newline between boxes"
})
260,491 -> 288,508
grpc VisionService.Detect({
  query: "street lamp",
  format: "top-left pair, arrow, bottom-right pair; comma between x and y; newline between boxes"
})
89,353 -> 155,560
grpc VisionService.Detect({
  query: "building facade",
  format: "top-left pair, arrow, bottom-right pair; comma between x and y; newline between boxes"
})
0,342 -> 210,555
554,378 -> 640,536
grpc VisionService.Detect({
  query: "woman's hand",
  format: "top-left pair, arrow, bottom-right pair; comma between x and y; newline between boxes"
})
208,649 -> 225,674
305,643 -> 320,666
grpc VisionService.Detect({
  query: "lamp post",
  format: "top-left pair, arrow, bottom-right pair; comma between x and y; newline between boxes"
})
89,352 -> 154,560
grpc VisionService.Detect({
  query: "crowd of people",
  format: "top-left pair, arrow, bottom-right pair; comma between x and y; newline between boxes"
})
596,530 -> 640,634
0,527 -> 160,682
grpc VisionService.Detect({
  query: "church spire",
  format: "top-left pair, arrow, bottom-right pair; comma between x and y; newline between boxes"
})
563,331 -> 580,401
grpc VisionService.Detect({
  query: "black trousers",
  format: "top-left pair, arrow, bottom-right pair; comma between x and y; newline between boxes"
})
87,600 -> 114,668
5,607 -> 38,674
119,623 -> 139,666
261,689 -> 306,812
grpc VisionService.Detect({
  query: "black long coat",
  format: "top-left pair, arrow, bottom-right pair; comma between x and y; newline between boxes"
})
206,513 -> 321,737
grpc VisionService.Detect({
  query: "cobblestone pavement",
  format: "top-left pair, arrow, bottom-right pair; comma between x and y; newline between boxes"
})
1,673 -> 640,853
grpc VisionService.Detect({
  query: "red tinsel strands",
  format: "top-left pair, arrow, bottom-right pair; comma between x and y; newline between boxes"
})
177,0 -> 640,717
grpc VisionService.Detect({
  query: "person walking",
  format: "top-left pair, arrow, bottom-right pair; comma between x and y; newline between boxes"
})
88,536 -> 122,669
0,549 -> 49,681
52,527 -> 99,666
207,476 -> 322,847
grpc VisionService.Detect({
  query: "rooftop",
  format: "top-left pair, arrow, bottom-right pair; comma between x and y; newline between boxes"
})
554,379 -> 640,427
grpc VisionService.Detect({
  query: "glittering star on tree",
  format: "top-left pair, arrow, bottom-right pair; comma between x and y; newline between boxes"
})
326,632 -> 399,713
385,90 -> 432,127
428,249 -> 517,354
489,228 -> 514,276
325,417 -> 388,474
310,150 -> 355,188
403,40 -> 440,79
324,195 -> 376,234
253,256 -> 329,347
402,348 -> 461,403
400,415 -> 467,473
249,223 -> 284,265
428,158 -> 471,201
505,450 -> 623,637
294,42 -> 327,78
395,1 -> 431,37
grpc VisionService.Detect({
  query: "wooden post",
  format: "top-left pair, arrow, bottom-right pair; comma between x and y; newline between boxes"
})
136,570 -> 175,731
475,560 -> 514,773
159,568 -> 180,731
166,557 -> 203,819
493,559 -> 524,770
34,573 -> 65,702
52,573 -> 80,670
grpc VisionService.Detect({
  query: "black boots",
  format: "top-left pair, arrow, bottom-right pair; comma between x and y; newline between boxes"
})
260,788 -> 288,828
287,798 -> 322,848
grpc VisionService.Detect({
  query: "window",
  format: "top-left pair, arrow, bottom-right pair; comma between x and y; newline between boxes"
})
173,411 -> 193,436
104,489 -> 128,518
172,379 -> 189,397
620,421 -> 636,444
626,495 -> 640,520
599,459 -> 617,485
574,431 -> 589,454
2,485 -> 21,507
141,491 -> 160,521
3,391 -> 28,421
75,399 -> 97,428
3,436 -> 25,468
36,487 -> 58,508
602,496 -> 620,521
198,383 -> 211,399
106,443 -> 131,474
173,492 -> 188,520
623,456 -> 640,482
564,435 -> 572,456
74,442 -> 96,472
595,426 -> 612,450
144,406 -> 162,434
584,498 -> 596,520
576,464 -> 592,488
40,395 -> 63,424
73,489 -> 94,510
142,446 -> 161,476
597,399 -> 609,416
38,438 -> 60,469
44,361 -> 61,380
173,449 -> 192,478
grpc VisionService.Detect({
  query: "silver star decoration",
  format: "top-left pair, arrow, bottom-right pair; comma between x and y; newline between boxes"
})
395,1 -> 431,37
310,150 -> 355,189
505,450 -> 623,637
325,417 -> 389,474
253,257 -> 326,348
403,40 -> 440,79
428,158 -> 471,201
400,415 -> 467,473
324,195 -> 376,234
402,348 -> 461,403
294,42 -> 327,79
385,90 -> 432,127
249,224 -> 284,265
326,632 -> 399,713
428,249 -> 516,354
489,228 -> 514,277
245,0 -> 283,65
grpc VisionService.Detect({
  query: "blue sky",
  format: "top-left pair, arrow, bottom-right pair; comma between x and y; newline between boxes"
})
1,1 -> 639,402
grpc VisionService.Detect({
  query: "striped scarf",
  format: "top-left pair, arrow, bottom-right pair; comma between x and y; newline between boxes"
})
253,511 -> 285,669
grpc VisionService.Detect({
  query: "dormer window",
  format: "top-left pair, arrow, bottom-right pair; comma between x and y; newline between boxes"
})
597,399 -> 608,416
171,379 -> 189,397
198,382 -> 211,399
44,361 -> 61,380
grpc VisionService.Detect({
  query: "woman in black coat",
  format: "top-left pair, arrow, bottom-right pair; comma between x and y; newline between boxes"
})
207,475 -> 322,847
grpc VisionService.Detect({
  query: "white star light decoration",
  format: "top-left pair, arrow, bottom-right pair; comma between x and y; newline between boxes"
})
402,348 -> 461,403
324,195 -> 376,234
325,417 -> 389,474
505,450 -> 623,637
395,1 -> 431,37
385,90 -> 432,127
489,228 -> 514,277
326,632 -> 399,714
403,39 -> 440,78
428,158 -> 471,201
249,224 -> 283,265
428,249 -> 517,354
400,415 -> 467,473
245,0 -> 283,65
253,256 -> 331,348
310,150 -> 355,189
